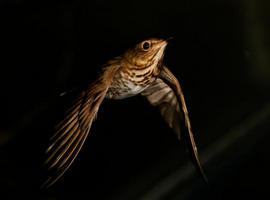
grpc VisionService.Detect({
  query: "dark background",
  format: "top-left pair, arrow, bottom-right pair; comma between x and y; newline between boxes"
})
1,0 -> 270,199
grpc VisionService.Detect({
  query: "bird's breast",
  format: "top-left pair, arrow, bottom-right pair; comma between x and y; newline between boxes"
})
106,68 -> 156,99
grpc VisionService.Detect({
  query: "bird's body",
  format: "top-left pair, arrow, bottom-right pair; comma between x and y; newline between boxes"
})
106,39 -> 165,99
43,38 -> 207,188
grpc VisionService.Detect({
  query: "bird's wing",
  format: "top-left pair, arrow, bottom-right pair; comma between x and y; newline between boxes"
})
43,65 -> 119,188
141,78 -> 181,137
141,66 -> 207,182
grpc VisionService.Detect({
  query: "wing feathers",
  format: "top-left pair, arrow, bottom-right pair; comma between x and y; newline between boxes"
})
142,78 -> 181,136
142,66 -> 207,182
159,66 -> 207,183
43,65 -> 120,188
43,89 -> 106,188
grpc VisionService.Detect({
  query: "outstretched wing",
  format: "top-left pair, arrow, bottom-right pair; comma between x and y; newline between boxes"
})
43,65 -> 119,188
141,78 -> 181,138
142,66 -> 207,183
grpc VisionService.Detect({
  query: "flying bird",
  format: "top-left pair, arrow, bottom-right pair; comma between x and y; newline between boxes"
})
43,38 -> 207,188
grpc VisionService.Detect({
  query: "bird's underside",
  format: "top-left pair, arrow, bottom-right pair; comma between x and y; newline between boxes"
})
42,38 -> 207,188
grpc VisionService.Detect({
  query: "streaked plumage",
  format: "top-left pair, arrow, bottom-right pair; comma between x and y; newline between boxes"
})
43,38 -> 207,188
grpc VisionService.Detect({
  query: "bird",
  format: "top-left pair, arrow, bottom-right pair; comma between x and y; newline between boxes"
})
42,38 -> 207,188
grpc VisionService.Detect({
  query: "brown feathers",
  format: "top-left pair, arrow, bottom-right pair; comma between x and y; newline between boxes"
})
159,66 -> 207,183
43,65 -> 120,188
141,78 -> 181,137
42,39 -> 206,188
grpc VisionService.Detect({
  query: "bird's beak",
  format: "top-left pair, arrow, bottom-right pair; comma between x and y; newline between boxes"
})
160,37 -> 173,47
159,39 -> 169,48
165,37 -> 173,42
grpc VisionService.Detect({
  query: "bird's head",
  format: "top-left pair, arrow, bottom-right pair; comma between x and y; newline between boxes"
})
123,38 -> 169,69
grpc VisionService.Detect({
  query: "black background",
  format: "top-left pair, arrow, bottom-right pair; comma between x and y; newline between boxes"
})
1,0 -> 270,199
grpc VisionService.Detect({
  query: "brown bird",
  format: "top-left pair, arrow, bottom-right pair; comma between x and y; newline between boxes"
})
43,38 -> 207,188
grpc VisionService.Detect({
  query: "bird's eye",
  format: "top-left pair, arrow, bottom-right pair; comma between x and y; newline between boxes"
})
142,41 -> 151,51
